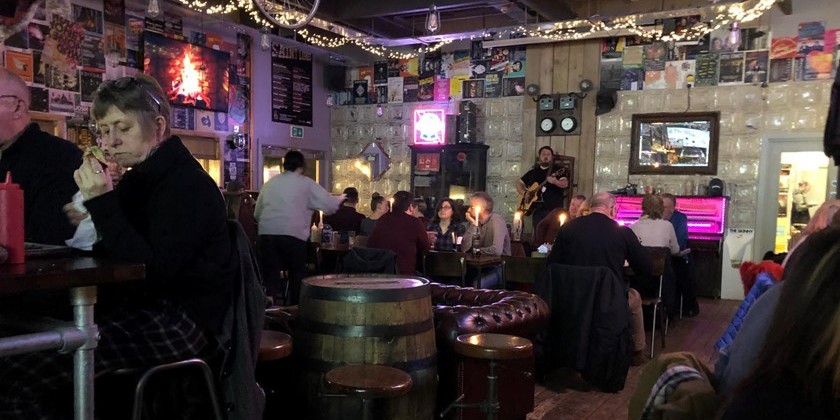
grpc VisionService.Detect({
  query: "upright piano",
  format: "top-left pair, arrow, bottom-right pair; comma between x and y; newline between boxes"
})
614,195 -> 729,298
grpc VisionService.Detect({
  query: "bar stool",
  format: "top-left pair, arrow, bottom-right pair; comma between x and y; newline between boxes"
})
258,330 -> 293,362
323,364 -> 413,420
257,331 -> 294,417
441,333 -> 533,420
130,358 -> 224,420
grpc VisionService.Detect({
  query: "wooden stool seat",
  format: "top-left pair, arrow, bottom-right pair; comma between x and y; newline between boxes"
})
454,333 -> 533,361
258,331 -> 293,362
324,365 -> 413,399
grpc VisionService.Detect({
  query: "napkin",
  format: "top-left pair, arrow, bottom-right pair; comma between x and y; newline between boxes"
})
65,192 -> 98,251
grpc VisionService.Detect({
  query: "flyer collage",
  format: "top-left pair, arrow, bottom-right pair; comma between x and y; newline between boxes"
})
342,42 -> 526,105
599,19 -> 839,92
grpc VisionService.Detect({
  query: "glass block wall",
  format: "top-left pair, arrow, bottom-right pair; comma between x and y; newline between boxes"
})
329,97 -> 525,219
594,80 -> 833,229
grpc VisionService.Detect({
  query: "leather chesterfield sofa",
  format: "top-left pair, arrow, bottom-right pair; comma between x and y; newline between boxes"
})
430,283 -> 550,420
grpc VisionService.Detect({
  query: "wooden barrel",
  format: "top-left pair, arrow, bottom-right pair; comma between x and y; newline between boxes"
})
295,274 -> 437,420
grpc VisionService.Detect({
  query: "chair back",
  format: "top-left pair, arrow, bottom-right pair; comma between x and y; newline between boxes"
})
501,255 -> 547,288
341,246 -> 398,274
422,252 -> 466,285
354,235 -> 368,247
646,247 -> 669,277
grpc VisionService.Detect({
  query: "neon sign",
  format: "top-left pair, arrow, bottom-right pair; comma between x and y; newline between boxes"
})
413,109 -> 445,145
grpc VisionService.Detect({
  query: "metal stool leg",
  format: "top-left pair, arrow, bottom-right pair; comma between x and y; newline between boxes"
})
132,359 -> 224,420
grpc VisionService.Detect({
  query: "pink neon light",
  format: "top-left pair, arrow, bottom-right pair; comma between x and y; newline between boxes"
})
613,195 -> 728,239
413,109 -> 446,145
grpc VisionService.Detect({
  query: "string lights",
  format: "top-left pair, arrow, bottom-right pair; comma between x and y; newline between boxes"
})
172,0 -> 776,58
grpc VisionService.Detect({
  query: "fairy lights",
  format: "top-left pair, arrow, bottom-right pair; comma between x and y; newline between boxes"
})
172,0 -> 775,57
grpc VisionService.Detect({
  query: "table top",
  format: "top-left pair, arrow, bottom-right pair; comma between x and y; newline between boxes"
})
0,255 -> 145,296
463,253 -> 502,267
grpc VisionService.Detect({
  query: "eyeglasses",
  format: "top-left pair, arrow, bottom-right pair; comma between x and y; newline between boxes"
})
105,77 -> 163,114
440,205 -> 453,210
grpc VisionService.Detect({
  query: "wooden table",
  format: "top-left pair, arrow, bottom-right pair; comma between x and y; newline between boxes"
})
0,255 -> 145,420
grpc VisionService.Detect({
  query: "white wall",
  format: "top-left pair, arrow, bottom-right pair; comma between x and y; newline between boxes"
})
768,0 -> 840,37
250,41 -> 333,187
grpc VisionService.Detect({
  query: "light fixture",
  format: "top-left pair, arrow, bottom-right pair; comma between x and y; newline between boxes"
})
425,4 -> 441,34
146,0 -> 162,18
727,21 -> 741,48
326,95 -> 334,107
376,103 -> 383,117
260,27 -> 271,51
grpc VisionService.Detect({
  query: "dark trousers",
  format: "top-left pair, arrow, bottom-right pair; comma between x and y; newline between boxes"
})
531,207 -> 550,231
672,256 -> 698,313
258,234 -> 307,305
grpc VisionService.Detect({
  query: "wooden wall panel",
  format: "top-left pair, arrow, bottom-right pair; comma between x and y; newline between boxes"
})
524,39 -> 601,199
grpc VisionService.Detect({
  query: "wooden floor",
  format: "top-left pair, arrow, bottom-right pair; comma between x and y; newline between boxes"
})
529,298 -> 740,420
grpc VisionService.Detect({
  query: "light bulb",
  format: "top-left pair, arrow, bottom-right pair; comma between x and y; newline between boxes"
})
260,28 -> 271,51
376,104 -> 383,117
727,22 -> 741,48
326,95 -> 334,107
425,5 -> 440,34
146,0 -> 161,18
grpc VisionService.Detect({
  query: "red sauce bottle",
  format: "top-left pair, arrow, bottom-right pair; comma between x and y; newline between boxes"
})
0,172 -> 25,264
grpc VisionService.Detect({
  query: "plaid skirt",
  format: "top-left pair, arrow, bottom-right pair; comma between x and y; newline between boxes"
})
0,300 -> 210,420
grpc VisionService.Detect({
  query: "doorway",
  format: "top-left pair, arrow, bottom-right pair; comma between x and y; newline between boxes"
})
261,145 -> 324,186
755,134 -> 836,260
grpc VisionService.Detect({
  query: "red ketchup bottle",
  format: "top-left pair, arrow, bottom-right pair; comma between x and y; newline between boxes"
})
0,172 -> 25,264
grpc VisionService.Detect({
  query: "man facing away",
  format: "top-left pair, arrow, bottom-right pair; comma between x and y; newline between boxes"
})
0,68 -> 81,245
255,150 -> 344,305
547,191 -> 651,365
367,191 -> 430,274
661,193 -> 699,317
324,187 -> 365,233
517,146 -> 569,230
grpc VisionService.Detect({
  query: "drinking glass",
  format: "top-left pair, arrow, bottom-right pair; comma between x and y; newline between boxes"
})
348,231 -> 356,246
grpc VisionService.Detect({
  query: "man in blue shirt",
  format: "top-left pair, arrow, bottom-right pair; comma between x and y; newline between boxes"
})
662,193 -> 699,317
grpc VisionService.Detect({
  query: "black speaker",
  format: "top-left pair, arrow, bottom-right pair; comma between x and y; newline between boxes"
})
595,90 -> 617,115
323,65 -> 347,91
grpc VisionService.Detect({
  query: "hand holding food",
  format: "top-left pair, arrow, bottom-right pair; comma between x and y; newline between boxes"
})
74,146 -> 113,200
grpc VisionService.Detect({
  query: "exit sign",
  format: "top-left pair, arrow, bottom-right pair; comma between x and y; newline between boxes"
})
290,126 -> 304,138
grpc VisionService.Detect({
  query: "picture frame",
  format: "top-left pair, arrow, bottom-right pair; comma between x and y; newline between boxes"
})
629,111 -> 720,175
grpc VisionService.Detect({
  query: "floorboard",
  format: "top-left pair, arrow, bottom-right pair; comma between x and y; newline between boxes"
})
528,298 -> 740,420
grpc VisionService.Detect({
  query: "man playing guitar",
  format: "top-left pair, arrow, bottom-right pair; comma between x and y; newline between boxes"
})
516,146 -> 569,230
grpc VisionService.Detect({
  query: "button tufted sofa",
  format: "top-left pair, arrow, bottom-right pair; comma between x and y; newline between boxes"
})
431,283 -> 550,420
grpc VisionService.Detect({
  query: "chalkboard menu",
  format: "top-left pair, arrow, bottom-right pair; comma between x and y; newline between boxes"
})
695,53 -> 719,87
271,45 -> 313,126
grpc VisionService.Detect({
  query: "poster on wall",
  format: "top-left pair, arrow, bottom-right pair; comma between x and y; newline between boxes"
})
352,80 -> 368,104
663,60 -> 696,89
694,54 -> 719,86
744,50 -> 769,84
769,58 -> 793,82
718,52 -> 744,84
374,61 -> 388,84
643,43 -> 666,71
387,77 -> 403,103
270,45 -> 313,126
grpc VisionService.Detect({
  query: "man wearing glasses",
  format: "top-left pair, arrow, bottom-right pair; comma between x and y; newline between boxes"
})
0,68 -> 81,245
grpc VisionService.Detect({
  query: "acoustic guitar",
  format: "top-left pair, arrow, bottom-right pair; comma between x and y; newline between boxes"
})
517,167 -> 568,215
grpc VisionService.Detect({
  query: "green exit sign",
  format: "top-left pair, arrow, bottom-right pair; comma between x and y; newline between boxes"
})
290,126 -> 304,138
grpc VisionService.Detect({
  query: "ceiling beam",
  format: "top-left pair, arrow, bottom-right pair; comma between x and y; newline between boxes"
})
776,0 -> 792,15
519,0 -> 576,21
326,0 -> 505,20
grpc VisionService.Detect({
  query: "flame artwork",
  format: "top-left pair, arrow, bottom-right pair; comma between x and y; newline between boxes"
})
143,31 -> 229,112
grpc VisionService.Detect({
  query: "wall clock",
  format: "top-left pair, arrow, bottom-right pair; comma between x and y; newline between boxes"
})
539,117 -> 556,133
560,116 -> 577,133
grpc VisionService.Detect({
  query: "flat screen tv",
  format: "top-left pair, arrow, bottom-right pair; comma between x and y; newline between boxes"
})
629,112 -> 720,175
143,31 -> 229,112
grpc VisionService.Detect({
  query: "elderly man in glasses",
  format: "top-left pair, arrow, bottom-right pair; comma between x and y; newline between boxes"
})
0,68 -> 82,245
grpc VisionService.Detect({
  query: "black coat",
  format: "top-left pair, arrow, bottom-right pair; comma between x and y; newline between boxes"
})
0,123 -> 81,245
824,66 -> 840,162
535,263 -> 632,392
85,136 -> 236,335
547,212 -> 651,279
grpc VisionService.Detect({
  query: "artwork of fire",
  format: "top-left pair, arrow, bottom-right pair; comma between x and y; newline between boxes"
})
166,50 -> 212,108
